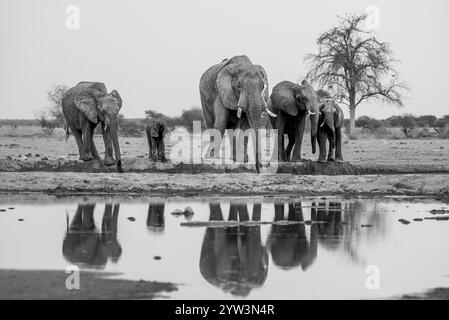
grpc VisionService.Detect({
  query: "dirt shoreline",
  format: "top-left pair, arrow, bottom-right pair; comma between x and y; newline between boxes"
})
0,269 -> 176,300
2,158 -> 449,175
0,269 -> 445,300
0,172 -> 448,197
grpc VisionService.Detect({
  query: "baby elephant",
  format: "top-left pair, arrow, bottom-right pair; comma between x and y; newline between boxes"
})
317,102 -> 344,162
146,120 -> 167,162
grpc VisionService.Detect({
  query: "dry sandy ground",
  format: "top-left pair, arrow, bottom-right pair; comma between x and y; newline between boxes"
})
0,136 -> 449,196
0,172 -> 448,197
1,135 -> 448,166
0,270 -> 176,300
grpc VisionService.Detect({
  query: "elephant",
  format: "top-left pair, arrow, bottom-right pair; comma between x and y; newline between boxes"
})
62,81 -> 123,173
145,120 -> 167,162
268,80 -> 320,162
268,202 -> 317,271
199,55 -> 276,172
147,202 -> 165,233
199,202 -> 268,297
317,101 -> 344,162
62,203 -> 122,269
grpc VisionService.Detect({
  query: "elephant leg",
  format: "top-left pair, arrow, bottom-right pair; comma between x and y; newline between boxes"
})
82,204 -> 96,231
71,128 -> 84,160
157,140 -> 164,161
285,132 -> 295,162
150,139 -> 157,161
335,128 -> 344,162
90,126 -> 102,162
159,140 -> 167,162
156,141 -> 161,160
276,114 -> 286,162
80,122 -> 93,161
252,203 -> 261,221
327,141 -> 336,162
291,114 -> 306,162
148,137 -> 155,161
209,101 -> 228,159
102,125 -> 115,166
209,203 -> 223,221
227,133 -> 237,162
317,129 -> 328,162
274,202 -> 285,221
239,117 -> 251,163
243,135 -> 249,163
237,204 -> 250,222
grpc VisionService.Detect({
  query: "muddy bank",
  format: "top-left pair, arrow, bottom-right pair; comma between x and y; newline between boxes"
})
0,269 -> 176,300
1,172 -> 448,197
402,288 -> 449,300
1,158 -> 449,175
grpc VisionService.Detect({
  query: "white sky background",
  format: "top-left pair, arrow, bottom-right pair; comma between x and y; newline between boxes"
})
0,0 -> 448,119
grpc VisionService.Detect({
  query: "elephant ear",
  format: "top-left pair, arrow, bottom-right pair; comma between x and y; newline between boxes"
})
110,90 -> 122,111
74,89 -> 103,124
216,63 -> 246,110
255,65 -> 270,103
270,82 -> 298,116
332,102 -> 344,127
160,123 -> 166,136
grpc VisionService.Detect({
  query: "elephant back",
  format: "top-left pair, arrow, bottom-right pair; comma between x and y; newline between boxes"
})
76,81 -> 108,93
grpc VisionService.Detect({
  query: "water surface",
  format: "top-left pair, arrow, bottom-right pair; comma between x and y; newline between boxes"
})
0,196 -> 448,299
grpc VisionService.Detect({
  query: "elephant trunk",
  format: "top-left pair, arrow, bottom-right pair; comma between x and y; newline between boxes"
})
237,93 -> 248,118
111,121 -> 123,173
310,113 -> 318,154
326,119 -> 336,150
246,94 -> 264,173
321,116 -> 336,149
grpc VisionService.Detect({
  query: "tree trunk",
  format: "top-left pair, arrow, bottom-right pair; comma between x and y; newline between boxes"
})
348,93 -> 356,139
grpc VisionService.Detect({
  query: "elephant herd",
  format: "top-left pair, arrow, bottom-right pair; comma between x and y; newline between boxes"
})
61,55 -> 344,173
62,200 -> 377,297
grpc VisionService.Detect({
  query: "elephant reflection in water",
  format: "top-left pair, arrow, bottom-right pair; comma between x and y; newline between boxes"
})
147,202 -> 165,233
62,203 -> 122,269
200,202 -> 268,297
312,201 -> 387,264
312,202 -> 344,250
268,202 -> 317,271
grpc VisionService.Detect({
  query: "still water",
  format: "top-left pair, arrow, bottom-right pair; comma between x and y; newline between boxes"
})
0,196 -> 448,299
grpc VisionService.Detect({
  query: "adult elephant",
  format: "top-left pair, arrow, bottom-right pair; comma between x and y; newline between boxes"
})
62,203 -> 122,269
199,202 -> 268,297
268,202 -> 317,271
199,55 -> 275,172
62,81 -> 123,173
269,80 -> 319,162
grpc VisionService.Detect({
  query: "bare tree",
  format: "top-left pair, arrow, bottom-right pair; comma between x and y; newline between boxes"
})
39,83 -> 69,129
305,14 -> 409,137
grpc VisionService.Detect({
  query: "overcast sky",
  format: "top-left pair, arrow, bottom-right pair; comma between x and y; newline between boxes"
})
1,0 -> 448,119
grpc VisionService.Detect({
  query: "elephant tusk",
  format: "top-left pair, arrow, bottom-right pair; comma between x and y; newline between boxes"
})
320,122 -> 325,127
104,125 -> 109,131
261,83 -> 269,101
262,83 -> 268,95
237,107 -> 243,118
265,107 -> 277,117
307,111 -> 316,115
